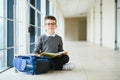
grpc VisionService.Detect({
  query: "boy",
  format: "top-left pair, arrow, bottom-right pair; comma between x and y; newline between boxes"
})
33,15 -> 74,70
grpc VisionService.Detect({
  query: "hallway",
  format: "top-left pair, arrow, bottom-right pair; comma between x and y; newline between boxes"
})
1,41 -> 120,80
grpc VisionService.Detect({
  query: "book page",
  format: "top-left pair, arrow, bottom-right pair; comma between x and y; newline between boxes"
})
40,51 -> 67,58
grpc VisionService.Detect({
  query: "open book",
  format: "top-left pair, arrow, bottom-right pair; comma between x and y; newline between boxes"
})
40,51 -> 67,58
15,51 -> 67,58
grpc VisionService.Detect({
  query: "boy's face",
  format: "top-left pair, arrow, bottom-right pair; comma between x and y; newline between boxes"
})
45,19 -> 57,35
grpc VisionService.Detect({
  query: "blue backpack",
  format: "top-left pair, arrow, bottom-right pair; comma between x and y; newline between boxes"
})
13,55 -> 54,75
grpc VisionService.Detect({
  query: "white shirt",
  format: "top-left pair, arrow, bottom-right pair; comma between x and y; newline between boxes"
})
45,32 -> 56,37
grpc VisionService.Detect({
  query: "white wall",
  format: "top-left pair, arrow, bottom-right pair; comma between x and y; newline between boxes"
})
65,17 -> 87,41
87,0 -> 116,49
87,7 -> 95,42
65,18 -> 80,41
94,0 -> 101,45
102,0 -> 115,49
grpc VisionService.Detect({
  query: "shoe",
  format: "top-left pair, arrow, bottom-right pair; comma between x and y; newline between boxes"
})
63,63 -> 75,70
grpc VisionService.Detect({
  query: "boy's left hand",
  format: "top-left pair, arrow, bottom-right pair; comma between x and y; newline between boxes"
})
62,51 -> 68,55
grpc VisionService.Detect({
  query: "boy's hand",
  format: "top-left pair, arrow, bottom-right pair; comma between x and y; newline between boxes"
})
35,53 -> 41,57
62,51 -> 68,55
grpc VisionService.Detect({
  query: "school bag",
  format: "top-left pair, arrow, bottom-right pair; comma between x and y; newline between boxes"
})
13,55 -> 54,75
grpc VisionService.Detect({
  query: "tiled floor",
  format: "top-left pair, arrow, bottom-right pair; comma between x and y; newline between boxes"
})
1,41 -> 120,80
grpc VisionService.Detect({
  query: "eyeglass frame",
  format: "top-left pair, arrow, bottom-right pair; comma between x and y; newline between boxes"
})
45,22 -> 56,26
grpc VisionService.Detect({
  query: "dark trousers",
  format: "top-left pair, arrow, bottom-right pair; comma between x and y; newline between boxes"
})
51,55 -> 69,70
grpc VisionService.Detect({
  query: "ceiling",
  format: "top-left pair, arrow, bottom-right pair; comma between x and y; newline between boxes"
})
56,0 -> 95,18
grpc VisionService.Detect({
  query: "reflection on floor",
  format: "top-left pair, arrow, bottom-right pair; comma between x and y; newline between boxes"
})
1,41 -> 120,80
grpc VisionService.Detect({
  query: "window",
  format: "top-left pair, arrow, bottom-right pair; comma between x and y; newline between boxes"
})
15,0 -> 42,54
0,0 -> 43,72
0,15 -> 7,72
0,0 -> 8,72
27,0 -> 41,53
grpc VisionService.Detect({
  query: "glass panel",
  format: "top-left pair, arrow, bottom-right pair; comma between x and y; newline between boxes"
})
0,17 -> 7,71
117,9 -> 120,48
0,50 -> 7,71
37,13 -> 41,36
7,0 -> 14,20
30,0 -> 35,7
117,0 -> 120,8
0,19 -> 4,49
7,19 -> 14,67
0,0 -> 4,17
16,22 -> 26,54
30,24 -> 35,53
29,3 -> 35,53
46,0 -> 49,15
30,7 -> 35,25
7,20 -> 14,47
0,18 -> 4,70
36,0 -> 41,10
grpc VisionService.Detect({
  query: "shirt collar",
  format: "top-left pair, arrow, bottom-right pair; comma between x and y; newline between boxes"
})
45,32 -> 56,37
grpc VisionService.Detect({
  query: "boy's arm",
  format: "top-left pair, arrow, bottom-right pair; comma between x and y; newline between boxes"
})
58,51 -> 68,55
58,37 -> 64,52
33,37 -> 42,54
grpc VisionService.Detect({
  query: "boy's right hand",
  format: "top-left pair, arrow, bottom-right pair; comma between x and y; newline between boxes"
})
35,53 -> 41,57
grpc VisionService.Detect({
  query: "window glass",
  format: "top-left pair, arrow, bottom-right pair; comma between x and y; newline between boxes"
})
30,0 -> 35,7
0,18 -> 5,70
37,13 -> 41,36
0,0 -> 3,17
46,0 -> 49,15
16,0 -> 27,54
36,0 -> 41,10
0,0 -> 7,71
117,0 -> 120,8
0,19 -> 4,49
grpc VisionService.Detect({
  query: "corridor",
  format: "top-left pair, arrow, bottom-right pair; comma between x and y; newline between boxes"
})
1,41 -> 120,80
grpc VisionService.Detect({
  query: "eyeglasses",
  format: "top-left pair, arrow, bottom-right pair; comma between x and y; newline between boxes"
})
45,23 -> 56,26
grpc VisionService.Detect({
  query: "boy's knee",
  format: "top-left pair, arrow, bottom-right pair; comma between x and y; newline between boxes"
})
62,55 -> 69,63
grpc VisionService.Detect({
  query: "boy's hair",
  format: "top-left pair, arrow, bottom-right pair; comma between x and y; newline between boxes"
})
44,15 -> 57,23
